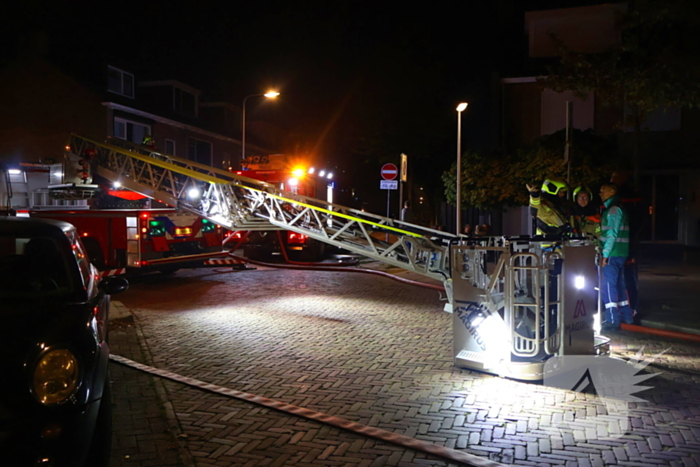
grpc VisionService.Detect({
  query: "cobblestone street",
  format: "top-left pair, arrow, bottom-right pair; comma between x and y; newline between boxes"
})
107,266 -> 700,466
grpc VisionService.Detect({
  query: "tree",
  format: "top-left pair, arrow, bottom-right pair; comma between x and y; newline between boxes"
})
538,0 -> 700,184
442,129 -> 617,210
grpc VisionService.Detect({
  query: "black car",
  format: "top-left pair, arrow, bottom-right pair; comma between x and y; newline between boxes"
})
0,217 -> 128,466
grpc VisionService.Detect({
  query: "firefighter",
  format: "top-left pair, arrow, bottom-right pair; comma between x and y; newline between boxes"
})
526,179 -> 572,238
599,183 -> 633,330
572,185 -> 600,238
142,135 -> 157,150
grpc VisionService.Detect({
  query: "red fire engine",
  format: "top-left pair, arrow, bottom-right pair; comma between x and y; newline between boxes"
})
11,143 -> 238,276
30,206 -> 233,276
234,154 -> 334,261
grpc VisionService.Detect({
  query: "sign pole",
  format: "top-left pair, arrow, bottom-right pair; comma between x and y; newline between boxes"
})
380,162 -> 399,242
386,189 -> 391,242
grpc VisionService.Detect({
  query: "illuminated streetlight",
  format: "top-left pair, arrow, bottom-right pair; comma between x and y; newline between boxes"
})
456,102 -> 468,235
242,91 -> 280,160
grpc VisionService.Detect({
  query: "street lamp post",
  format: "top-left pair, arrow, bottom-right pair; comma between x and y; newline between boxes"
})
456,102 -> 468,235
242,91 -> 280,160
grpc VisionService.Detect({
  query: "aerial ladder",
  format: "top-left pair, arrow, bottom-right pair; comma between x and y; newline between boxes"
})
62,135 -> 609,380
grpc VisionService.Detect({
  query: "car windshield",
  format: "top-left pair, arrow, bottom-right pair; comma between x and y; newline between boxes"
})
0,234 -> 74,299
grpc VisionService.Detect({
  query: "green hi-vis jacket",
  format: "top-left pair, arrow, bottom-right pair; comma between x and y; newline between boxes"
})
600,195 -> 630,258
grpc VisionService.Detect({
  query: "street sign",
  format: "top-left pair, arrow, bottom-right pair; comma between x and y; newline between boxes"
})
380,180 -> 398,190
381,163 -> 398,180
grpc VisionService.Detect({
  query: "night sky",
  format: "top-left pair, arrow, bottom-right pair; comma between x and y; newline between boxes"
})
4,0 -> 601,211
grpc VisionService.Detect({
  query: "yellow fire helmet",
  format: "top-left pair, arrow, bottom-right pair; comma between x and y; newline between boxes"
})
541,179 -> 568,196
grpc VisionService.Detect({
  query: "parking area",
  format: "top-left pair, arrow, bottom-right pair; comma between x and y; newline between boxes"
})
108,266 -> 700,466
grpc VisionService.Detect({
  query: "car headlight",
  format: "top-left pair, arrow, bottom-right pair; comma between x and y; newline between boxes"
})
32,349 -> 80,405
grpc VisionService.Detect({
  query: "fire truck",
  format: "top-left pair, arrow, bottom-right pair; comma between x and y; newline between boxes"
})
1,143 -> 237,276
233,153 -> 334,261
48,134 -> 610,382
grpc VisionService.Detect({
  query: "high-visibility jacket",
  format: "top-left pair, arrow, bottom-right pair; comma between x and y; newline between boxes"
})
600,196 -> 629,258
529,191 -> 570,236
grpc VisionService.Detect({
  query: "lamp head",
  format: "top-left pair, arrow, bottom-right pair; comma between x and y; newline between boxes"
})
264,91 -> 280,98
456,102 -> 468,112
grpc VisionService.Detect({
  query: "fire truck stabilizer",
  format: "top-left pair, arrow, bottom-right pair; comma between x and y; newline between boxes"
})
62,134 -> 609,381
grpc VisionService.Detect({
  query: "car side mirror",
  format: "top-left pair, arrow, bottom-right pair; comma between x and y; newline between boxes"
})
99,276 -> 129,295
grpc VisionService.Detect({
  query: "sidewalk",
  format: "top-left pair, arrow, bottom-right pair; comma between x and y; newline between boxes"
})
636,256 -> 700,336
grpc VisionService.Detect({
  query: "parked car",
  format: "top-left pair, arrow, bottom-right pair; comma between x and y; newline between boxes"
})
0,216 -> 128,466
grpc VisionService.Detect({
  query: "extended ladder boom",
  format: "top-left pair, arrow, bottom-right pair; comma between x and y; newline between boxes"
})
66,135 -> 456,283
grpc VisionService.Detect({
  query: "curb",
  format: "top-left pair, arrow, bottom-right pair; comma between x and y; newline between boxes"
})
110,301 -> 196,467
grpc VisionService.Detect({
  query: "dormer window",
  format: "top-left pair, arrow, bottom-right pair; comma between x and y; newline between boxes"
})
108,66 -> 134,98
174,87 -> 196,116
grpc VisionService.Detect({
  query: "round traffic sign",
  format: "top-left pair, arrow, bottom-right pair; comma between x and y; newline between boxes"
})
381,163 -> 398,180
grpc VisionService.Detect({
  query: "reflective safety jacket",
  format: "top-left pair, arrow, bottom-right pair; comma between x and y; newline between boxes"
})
600,196 -> 629,258
529,191 -> 570,236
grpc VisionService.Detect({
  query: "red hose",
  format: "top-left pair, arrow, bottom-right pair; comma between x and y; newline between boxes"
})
621,323 -> 700,343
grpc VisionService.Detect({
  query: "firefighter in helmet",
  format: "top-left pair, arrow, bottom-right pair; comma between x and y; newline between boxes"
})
142,135 -> 157,150
526,179 -> 572,238
572,185 -> 600,239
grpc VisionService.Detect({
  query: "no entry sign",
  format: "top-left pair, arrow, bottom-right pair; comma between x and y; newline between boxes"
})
381,163 -> 398,180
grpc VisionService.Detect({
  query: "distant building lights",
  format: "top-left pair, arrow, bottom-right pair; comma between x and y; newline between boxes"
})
287,178 -> 299,187
319,170 -> 326,177
292,168 -> 304,178
326,172 -> 333,179
308,167 -> 315,174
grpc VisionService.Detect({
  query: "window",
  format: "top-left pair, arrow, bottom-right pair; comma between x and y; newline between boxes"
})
114,118 -> 151,145
165,139 -> 176,155
174,87 -> 196,116
107,66 -> 134,98
187,138 -> 212,165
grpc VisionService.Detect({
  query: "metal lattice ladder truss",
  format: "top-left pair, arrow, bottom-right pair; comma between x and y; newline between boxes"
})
67,135 -> 456,284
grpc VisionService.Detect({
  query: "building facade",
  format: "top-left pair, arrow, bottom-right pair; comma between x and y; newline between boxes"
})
0,58 -> 281,211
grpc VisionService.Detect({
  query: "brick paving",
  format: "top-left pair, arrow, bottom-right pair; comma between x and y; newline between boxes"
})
108,266 -> 700,466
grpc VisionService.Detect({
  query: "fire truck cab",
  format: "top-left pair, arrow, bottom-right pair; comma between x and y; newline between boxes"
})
234,154 -> 334,261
